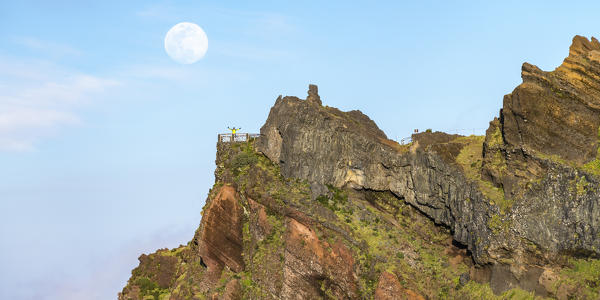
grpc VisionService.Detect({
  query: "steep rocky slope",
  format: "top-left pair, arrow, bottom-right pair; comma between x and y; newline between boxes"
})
121,36 -> 600,299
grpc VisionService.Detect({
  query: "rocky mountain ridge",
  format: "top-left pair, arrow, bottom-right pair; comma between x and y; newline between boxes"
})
120,36 -> 600,299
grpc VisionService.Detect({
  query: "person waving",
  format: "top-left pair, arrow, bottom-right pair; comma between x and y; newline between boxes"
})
227,127 -> 241,134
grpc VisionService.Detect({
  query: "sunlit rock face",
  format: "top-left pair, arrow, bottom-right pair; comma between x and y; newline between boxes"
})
480,36 -> 600,260
501,36 -> 600,164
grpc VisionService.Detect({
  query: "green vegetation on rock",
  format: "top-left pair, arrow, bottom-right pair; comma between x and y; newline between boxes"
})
487,125 -> 503,148
316,184 -> 349,212
536,127 -> 600,178
455,135 -> 510,211
488,214 -> 509,235
556,258 -> 600,298
582,127 -> 600,176
457,281 -> 538,300
123,128 -> 600,299
133,277 -> 170,300
121,138 -> 600,300
576,175 -> 591,196
229,148 -> 258,175
328,189 -> 469,298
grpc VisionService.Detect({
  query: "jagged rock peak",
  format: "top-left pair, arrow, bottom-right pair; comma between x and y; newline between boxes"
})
566,35 -> 600,58
500,35 -> 600,165
556,35 -> 600,84
306,83 -> 322,105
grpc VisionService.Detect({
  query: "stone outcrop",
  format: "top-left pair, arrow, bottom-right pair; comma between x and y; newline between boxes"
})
257,89 -> 497,265
480,36 -> 600,259
501,36 -> 600,165
120,36 -> 600,300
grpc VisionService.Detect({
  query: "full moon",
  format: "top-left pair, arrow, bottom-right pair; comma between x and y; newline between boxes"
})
164,22 -> 208,64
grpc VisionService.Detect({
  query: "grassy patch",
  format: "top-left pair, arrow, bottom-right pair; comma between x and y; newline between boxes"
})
156,245 -> 188,258
457,258 -> 600,299
576,176 -> 591,196
488,150 -> 507,174
455,135 -> 510,211
316,184 -> 349,212
559,258 -> 600,297
582,128 -> 600,176
330,189 -> 470,299
536,151 -> 577,169
457,281 -> 536,299
134,277 -> 170,300
230,151 -> 258,176
242,222 -> 251,245
487,214 -> 508,235
539,127 -> 600,177
487,125 -> 503,148
242,209 -> 285,298
582,157 -> 600,176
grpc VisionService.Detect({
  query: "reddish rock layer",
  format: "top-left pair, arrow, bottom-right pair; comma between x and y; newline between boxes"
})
374,271 -> 425,300
196,185 -> 244,275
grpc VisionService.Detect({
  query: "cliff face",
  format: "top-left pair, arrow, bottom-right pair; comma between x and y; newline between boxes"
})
501,36 -> 600,165
120,36 -> 600,300
480,35 -> 600,258
256,88 -> 496,265
121,141 -> 463,299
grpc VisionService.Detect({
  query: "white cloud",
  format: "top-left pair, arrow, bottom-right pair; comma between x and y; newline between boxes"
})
0,57 -> 119,151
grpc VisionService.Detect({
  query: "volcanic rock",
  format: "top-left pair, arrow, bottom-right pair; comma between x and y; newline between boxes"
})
120,36 -> 600,300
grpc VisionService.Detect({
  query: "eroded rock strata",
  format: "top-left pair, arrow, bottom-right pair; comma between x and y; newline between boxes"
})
120,36 -> 600,299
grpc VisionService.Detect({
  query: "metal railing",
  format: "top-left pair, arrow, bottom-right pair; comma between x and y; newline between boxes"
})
218,133 -> 261,143
399,137 -> 412,145
395,128 -> 488,145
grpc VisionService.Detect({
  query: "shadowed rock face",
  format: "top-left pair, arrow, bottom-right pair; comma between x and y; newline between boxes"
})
257,91 -> 496,265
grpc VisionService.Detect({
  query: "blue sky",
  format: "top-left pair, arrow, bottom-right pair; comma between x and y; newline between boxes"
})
1,1 -> 599,299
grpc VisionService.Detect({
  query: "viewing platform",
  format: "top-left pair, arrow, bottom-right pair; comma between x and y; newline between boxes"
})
217,133 -> 261,143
